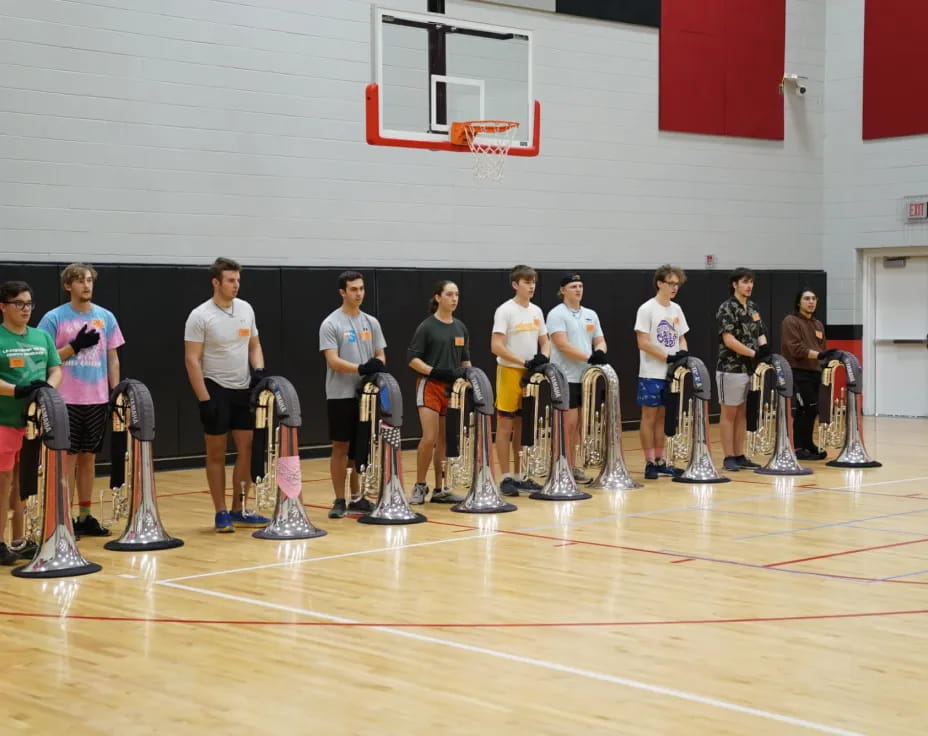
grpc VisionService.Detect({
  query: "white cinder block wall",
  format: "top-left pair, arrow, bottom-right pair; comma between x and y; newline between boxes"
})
824,0 -> 928,326
2,0 -> 823,275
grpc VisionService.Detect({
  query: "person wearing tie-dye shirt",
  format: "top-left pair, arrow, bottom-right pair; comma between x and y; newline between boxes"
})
37,263 -> 125,537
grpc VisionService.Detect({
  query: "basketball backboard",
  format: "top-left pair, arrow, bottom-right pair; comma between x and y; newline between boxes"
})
367,6 -> 540,155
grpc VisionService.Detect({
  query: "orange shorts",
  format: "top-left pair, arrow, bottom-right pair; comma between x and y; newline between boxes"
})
0,426 -> 26,472
416,376 -> 450,416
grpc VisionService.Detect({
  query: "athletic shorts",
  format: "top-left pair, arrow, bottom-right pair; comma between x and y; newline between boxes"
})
202,378 -> 254,435
67,403 -> 108,454
0,426 -> 26,472
717,371 -> 751,406
495,365 -> 526,415
327,397 -> 359,460
637,378 -> 668,408
567,382 -> 582,410
416,376 -> 450,416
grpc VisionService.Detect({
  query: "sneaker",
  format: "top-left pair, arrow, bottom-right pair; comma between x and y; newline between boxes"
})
431,488 -> 464,503
328,498 -> 347,519
410,482 -> 429,505
73,514 -> 111,537
722,456 -> 742,472
572,468 -> 593,485
347,497 -> 375,513
0,543 -> 18,566
214,510 -> 235,533
229,509 -> 270,528
735,455 -> 761,469
644,461 -> 659,480
655,461 -> 684,478
518,477 -> 543,491
10,539 -> 38,560
499,477 -> 520,497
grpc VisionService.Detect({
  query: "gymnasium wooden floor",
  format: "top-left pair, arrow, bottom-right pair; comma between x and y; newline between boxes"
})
2,416 -> 927,735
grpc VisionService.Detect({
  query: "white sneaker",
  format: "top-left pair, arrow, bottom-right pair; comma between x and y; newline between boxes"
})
410,482 -> 428,505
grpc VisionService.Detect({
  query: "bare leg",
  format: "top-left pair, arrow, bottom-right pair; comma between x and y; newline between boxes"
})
564,407 -> 579,468
0,469 -> 12,545
639,406 -> 659,463
495,413 -> 514,477
720,405 -> 739,457
75,452 -> 96,507
330,441 -> 350,500
733,404 -> 747,457
416,407 -> 439,485
10,463 -> 23,540
433,416 -> 446,488
653,407 -> 667,459
230,429 -> 253,512
204,433 -> 229,512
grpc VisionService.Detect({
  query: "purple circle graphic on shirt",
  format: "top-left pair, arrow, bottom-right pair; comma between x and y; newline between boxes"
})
656,320 -> 677,348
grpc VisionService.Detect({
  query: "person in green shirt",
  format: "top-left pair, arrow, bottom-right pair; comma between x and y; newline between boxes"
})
0,281 -> 62,565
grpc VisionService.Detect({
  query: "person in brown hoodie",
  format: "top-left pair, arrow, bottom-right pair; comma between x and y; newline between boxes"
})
779,288 -> 837,460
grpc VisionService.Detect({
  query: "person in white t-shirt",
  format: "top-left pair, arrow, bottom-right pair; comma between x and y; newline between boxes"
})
184,257 -> 270,533
634,265 -> 690,480
546,272 -> 608,485
491,265 -> 550,497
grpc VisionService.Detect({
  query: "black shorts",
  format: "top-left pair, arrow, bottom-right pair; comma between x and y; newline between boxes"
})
568,382 -> 582,410
327,397 -> 360,458
202,379 -> 254,435
67,403 -> 109,454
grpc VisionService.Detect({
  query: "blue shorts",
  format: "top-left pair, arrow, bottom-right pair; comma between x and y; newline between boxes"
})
637,378 -> 667,408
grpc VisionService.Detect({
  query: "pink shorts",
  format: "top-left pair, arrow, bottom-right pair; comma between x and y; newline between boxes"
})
0,426 -> 26,472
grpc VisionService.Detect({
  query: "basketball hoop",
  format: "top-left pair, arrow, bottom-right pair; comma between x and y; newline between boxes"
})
450,120 -> 520,182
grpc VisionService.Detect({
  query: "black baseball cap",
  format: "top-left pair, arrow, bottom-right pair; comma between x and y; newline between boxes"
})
560,272 -> 583,287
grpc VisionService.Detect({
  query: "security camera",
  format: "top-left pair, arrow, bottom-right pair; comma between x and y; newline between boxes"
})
781,74 -> 808,97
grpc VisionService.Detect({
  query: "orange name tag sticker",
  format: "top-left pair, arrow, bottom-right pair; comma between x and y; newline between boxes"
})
815,330 -> 823,339
454,336 -> 465,346
91,319 -> 104,329
360,330 -> 372,341
533,319 -> 541,327
751,312 -> 760,322
238,328 -> 250,338
585,324 -> 595,332
9,357 -> 24,369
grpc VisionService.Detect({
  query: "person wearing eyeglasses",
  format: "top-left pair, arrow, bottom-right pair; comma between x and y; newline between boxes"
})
0,281 -> 62,565
634,265 -> 689,480
37,263 -> 125,538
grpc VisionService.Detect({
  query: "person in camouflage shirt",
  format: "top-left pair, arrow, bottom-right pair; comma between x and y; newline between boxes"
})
715,267 -> 770,472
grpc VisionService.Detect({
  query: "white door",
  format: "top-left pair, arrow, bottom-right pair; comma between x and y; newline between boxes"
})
873,256 -> 928,416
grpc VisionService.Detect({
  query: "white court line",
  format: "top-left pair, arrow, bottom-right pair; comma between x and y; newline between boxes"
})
157,531 -> 498,584
825,475 -> 928,491
160,581 -> 867,736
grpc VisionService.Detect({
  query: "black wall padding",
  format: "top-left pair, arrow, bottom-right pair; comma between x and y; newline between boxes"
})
0,262 -> 825,464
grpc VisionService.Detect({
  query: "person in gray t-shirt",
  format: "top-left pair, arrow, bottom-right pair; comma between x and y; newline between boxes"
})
318,270 -> 387,519
184,257 -> 269,533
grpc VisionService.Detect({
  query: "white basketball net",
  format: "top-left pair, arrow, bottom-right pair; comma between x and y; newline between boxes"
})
462,122 -> 519,182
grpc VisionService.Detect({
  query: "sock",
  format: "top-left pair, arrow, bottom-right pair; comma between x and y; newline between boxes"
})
78,502 -> 91,521
644,449 -> 655,463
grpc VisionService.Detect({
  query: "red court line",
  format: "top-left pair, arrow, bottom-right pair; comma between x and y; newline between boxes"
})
764,537 -> 928,568
4,608 -> 928,627
670,558 -> 695,564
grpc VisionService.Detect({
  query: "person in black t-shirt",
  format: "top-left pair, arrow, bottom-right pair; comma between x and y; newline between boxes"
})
407,281 -> 471,505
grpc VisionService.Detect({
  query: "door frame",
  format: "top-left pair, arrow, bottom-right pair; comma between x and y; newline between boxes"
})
861,245 -> 928,415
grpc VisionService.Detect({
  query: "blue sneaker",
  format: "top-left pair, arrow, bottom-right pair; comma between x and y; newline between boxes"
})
215,510 -> 235,533
229,509 -> 270,528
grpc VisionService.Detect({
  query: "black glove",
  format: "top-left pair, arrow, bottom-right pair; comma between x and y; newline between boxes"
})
358,357 -> 386,376
523,353 -> 549,371
14,380 -> 51,399
198,398 -> 217,426
588,349 -> 609,365
430,366 -> 464,383
754,343 -> 772,362
818,349 -> 840,363
249,368 -> 269,388
666,350 -> 689,364
69,324 -> 100,356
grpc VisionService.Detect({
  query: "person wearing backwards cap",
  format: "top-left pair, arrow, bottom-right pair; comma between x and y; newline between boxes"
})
634,264 -> 689,480
546,272 -> 608,485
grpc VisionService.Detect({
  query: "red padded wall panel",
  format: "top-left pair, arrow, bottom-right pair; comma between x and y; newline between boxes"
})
660,0 -> 785,140
863,0 -> 928,140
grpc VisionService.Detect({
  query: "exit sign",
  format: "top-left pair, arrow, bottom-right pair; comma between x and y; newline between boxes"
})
904,196 -> 928,222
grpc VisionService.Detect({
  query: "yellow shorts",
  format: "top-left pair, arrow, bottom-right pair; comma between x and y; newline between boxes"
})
495,364 -> 526,414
